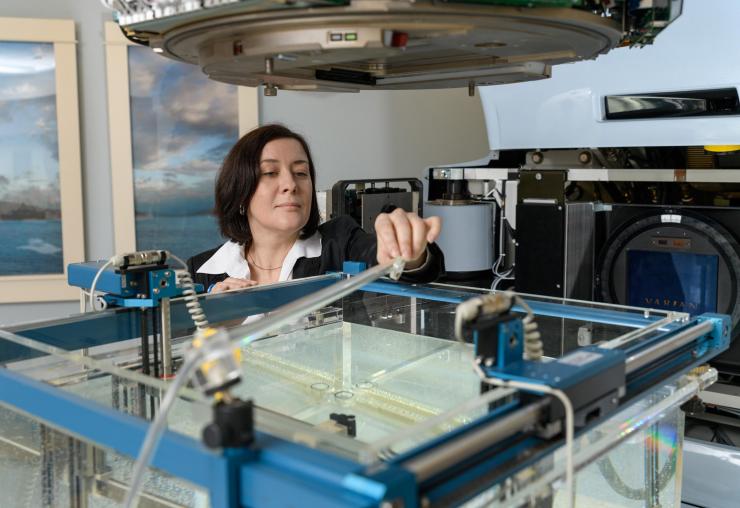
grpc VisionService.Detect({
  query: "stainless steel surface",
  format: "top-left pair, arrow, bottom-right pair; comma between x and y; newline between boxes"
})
431,167 -> 465,181
625,320 -> 714,374
699,382 -> 740,410
403,398 -> 546,481
568,168 -> 740,183
119,2 -> 624,92
431,167 -> 511,182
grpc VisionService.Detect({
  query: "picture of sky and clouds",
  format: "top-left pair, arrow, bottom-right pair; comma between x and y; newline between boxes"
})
129,46 -> 238,259
0,42 -> 63,275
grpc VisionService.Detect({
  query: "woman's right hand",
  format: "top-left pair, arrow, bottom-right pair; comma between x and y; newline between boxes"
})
210,277 -> 258,293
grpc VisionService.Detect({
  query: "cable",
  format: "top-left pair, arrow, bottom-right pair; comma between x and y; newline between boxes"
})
120,251 -> 209,505
473,358 -> 576,508
453,293 -> 542,361
178,271 -> 209,330
490,211 -> 516,289
167,253 -> 209,331
88,258 -> 115,312
517,297 -> 542,361
596,444 -> 678,500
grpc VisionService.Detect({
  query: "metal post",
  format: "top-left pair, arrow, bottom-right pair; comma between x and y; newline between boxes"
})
403,399 -> 546,482
40,425 -> 54,508
140,308 -> 150,375
625,321 -> 713,374
151,306 -> 160,379
160,297 -> 173,378
139,308 -> 149,418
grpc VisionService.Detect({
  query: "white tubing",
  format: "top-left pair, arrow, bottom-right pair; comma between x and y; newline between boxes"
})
88,258 -> 115,312
473,359 -> 576,508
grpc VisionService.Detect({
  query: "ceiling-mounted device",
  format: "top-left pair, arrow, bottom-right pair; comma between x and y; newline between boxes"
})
108,0 -> 683,93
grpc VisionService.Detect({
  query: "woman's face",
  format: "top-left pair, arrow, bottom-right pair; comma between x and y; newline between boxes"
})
247,138 -> 313,238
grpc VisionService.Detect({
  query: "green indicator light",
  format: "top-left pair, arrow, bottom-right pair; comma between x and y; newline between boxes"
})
344,33 -> 358,41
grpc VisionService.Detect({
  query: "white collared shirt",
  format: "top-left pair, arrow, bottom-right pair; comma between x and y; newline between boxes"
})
196,232 -> 323,282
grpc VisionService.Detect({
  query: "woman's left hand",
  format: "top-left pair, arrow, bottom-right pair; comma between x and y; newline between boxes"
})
375,209 -> 442,269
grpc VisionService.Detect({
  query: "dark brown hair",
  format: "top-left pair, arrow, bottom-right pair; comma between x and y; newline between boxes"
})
214,124 -> 320,247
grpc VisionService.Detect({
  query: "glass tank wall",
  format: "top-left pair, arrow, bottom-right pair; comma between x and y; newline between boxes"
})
0,280 -> 702,507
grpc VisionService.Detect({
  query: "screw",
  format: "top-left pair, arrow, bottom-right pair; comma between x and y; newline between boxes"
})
153,288 -> 159,294
264,83 -> 278,96
532,152 -> 544,164
578,151 -> 592,164
535,172 -> 542,180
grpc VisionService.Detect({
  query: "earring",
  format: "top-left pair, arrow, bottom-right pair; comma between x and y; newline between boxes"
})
239,204 -> 245,215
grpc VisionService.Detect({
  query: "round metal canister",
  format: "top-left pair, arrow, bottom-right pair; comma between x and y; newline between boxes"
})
425,201 -> 494,273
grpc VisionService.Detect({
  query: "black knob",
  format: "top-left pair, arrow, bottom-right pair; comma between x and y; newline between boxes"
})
202,422 -> 225,449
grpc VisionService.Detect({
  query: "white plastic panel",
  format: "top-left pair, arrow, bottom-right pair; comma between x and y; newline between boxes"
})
479,0 -> 740,149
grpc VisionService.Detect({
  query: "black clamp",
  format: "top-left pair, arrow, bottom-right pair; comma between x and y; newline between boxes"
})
330,413 -> 357,437
202,398 -> 254,449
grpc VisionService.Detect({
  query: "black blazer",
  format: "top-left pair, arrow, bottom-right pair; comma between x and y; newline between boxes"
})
187,215 -> 445,290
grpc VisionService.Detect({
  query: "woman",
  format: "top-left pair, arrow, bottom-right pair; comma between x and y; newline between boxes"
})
187,124 -> 444,291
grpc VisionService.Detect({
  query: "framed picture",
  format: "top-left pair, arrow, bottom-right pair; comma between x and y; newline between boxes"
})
105,22 -> 259,262
0,18 -> 84,303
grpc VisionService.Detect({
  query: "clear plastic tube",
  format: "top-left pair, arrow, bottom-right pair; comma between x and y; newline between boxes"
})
123,348 -> 203,508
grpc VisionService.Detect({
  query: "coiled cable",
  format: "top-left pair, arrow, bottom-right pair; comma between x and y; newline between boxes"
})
517,297 -> 543,361
176,271 -> 209,330
454,292 -> 543,361
167,253 -> 209,331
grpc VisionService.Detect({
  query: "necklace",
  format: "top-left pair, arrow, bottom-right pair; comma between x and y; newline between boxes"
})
247,253 -> 282,271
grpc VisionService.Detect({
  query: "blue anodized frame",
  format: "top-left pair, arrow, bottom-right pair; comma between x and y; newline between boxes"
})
0,274 -> 730,507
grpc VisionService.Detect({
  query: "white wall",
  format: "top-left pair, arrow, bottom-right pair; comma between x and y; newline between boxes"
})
261,89 -> 488,190
0,1 -> 488,326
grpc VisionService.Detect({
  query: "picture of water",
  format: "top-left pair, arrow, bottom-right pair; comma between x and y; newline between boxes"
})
128,45 -> 238,264
0,42 -> 63,277
0,220 -> 62,275
136,214 -> 224,263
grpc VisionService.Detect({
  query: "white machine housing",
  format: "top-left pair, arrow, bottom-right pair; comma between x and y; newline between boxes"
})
479,0 -> 740,149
